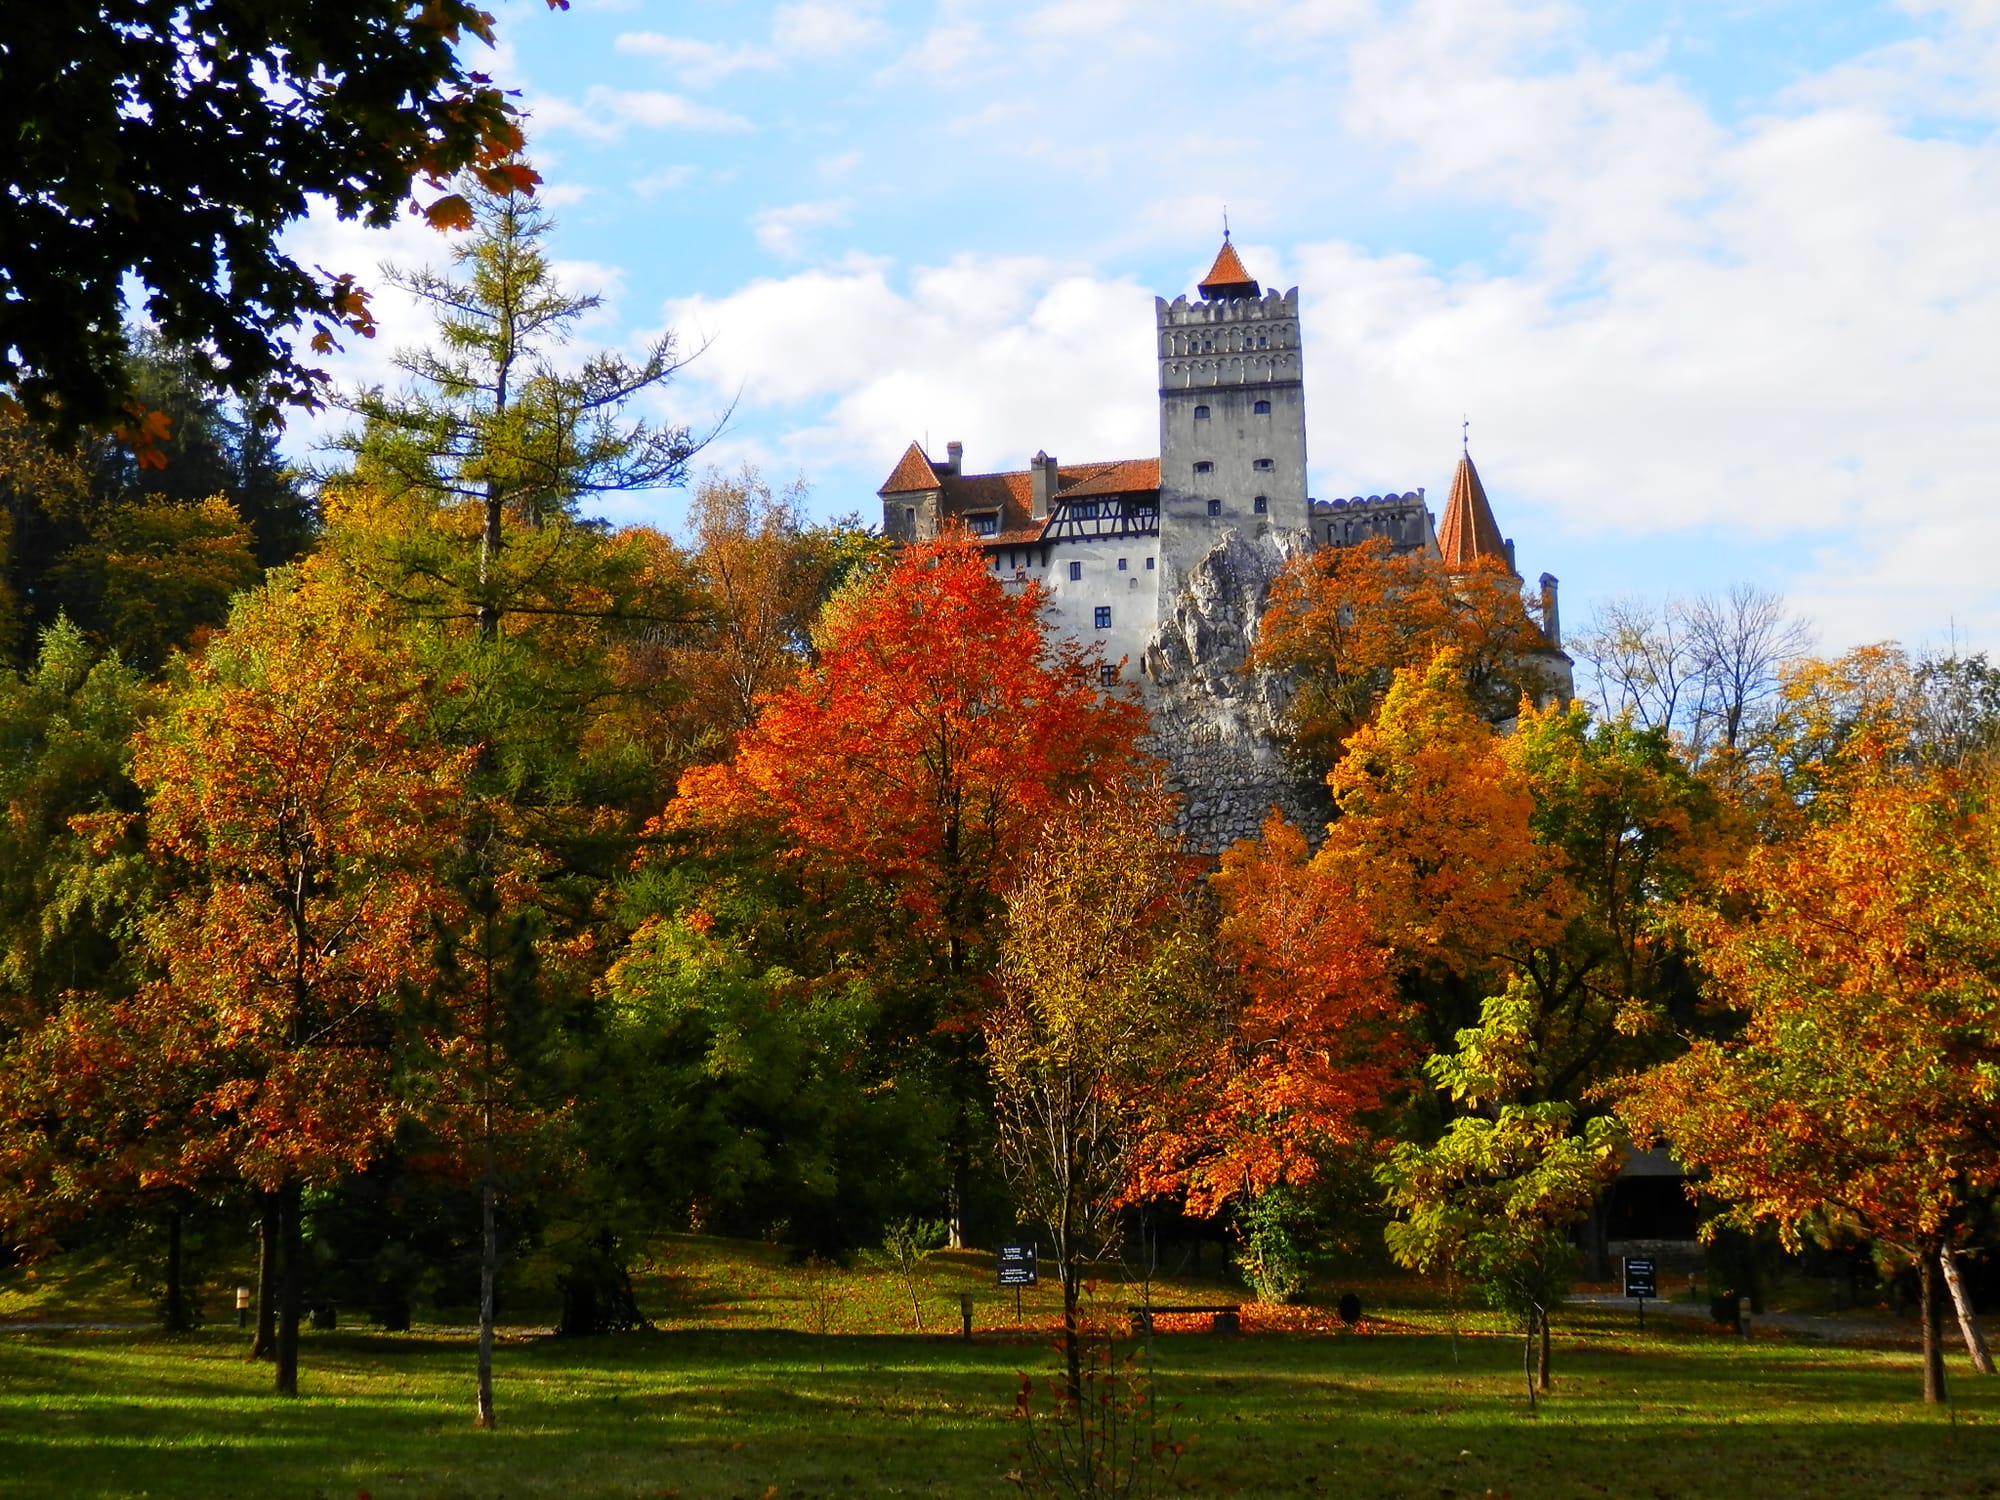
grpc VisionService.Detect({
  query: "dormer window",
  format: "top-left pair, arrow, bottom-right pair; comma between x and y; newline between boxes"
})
1254,399 -> 1271,414
969,512 -> 999,536
1193,461 -> 1214,475
1193,404 -> 1210,419
1253,458 -> 1275,471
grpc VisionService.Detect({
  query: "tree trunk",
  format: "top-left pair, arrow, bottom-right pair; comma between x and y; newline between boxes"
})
476,1169 -> 497,1428
251,1193 -> 277,1360
1061,1262 -> 1083,1408
1522,1319 -> 1537,1413
163,1207 -> 189,1333
1537,1307 -> 1552,1393
1919,1244 -> 1949,1406
1941,1245 -> 1995,1375
275,1181 -> 303,1398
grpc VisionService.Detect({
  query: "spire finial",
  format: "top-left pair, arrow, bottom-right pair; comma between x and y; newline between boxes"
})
1462,414 -> 1469,455
1222,205 -> 1230,240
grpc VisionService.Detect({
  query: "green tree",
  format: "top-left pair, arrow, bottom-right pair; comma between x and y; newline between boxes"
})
333,187 -> 700,640
1379,1101 -> 1622,1406
0,1 -> 559,429
0,617 -> 157,1035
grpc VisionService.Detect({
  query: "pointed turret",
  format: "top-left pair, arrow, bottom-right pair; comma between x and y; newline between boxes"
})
1436,449 -> 1512,572
1197,236 -> 1260,300
878,440 -> 940,495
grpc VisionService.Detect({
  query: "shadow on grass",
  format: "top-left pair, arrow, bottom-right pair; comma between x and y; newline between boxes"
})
1,1321 -> 1994,1499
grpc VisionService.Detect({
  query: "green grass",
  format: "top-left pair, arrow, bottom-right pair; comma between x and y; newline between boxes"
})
2,1239 -> 1997,1499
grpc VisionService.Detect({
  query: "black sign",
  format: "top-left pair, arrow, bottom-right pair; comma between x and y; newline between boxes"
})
1623,1257 -> 1657,1300
998,1243 -> 1038,1287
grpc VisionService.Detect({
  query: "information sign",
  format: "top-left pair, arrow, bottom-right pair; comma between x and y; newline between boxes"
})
1623,1257 -> 1657,1300
998,1243 -> 1038,1288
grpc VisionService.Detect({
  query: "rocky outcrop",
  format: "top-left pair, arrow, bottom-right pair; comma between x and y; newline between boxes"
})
1141,528 -> 1330,854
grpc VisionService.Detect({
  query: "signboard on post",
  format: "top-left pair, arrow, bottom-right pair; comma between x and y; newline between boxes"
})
1624,1256 -> 1656,1327
1623,1257 -> 1657,1299
998,1243 -> 1038,1287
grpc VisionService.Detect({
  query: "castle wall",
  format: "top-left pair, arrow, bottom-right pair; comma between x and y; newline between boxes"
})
991,533 -> 1162,684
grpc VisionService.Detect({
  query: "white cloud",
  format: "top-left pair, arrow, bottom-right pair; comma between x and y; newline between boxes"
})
529,87 -> 751,141
633,165 -> 698,197
614,32 -> 776,86
752,199 -> 852,259
661,254 -> 1157,489
892,22 -> 989,81
772,1 -> 889,56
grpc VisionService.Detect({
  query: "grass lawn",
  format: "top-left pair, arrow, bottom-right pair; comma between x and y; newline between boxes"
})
2,1237 -> 1996,1498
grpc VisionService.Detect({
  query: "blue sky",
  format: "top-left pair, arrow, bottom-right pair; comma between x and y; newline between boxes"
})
286,0 -> 2000,654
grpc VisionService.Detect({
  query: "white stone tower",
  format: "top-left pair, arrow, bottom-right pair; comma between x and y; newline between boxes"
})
1154,237 -> 1310,610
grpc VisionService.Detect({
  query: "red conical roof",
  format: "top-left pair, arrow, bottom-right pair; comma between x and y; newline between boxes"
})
1198,237 -> 1260,299
877,441 -> 940,495
1436,451 -> 1511,572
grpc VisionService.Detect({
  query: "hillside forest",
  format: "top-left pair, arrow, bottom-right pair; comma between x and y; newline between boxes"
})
2,190 -> 1997,1413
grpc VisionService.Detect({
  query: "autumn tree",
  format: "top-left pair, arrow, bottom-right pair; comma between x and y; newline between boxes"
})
1249,536 -> 1552,764
669,533 -> 1149,1242
986,784 -> 1211,1396
1,1 -> 559,429
1164,816 -> 1408,1273
1621,738 -> 2000,1404
118,560 -> 464,1393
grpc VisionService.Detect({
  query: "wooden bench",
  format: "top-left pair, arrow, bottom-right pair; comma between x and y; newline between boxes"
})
1129,1303 -> 1242,1335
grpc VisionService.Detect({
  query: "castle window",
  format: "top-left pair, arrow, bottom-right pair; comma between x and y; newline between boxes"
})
1095,607 -> 1112,629
1327,524 -> 1336,543
1145,557 -> 1156,569
1193,461 -> 1214,475
969,512 -> 998,536
1069,561 -> 1083,581
1253,495 -> 1267,514
1193,404 -> 1210,420
1258,336 -> 1268,349
905,507 -> 916,527
1099,664 -> 1117,686
1254,399 -> 1271,414
1253,458 -> 1275,471
1206,499 -> 1222,517
1117,557 -> 1128,571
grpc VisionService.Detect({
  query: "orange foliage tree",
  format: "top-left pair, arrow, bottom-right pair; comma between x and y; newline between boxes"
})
668,533 -> 1149,1239
1250,536 -> 1552,765
671,533 -> 1148,980
1174,816 -> 1408,1222
6,561 -> 470,1394
1620,746 -> 2000,1404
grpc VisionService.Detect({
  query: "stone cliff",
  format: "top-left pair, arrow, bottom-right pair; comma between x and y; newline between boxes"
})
1141,527 -> 1331,854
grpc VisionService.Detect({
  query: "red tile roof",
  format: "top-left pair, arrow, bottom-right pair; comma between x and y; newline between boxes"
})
1199,238 -> 1260,298
1056,458 -> 1161,498
878,441 -> 941,495
1436,451 -> 1511,571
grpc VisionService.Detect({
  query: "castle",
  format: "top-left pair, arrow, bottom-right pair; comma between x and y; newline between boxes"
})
878,237 -> 1570,847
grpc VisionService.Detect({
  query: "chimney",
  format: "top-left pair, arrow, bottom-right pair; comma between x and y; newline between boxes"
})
1504,537 -> 1517,574
944,440 -> 963,475
1539,573 -> 1561,650
1031,450 -> 1058,520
